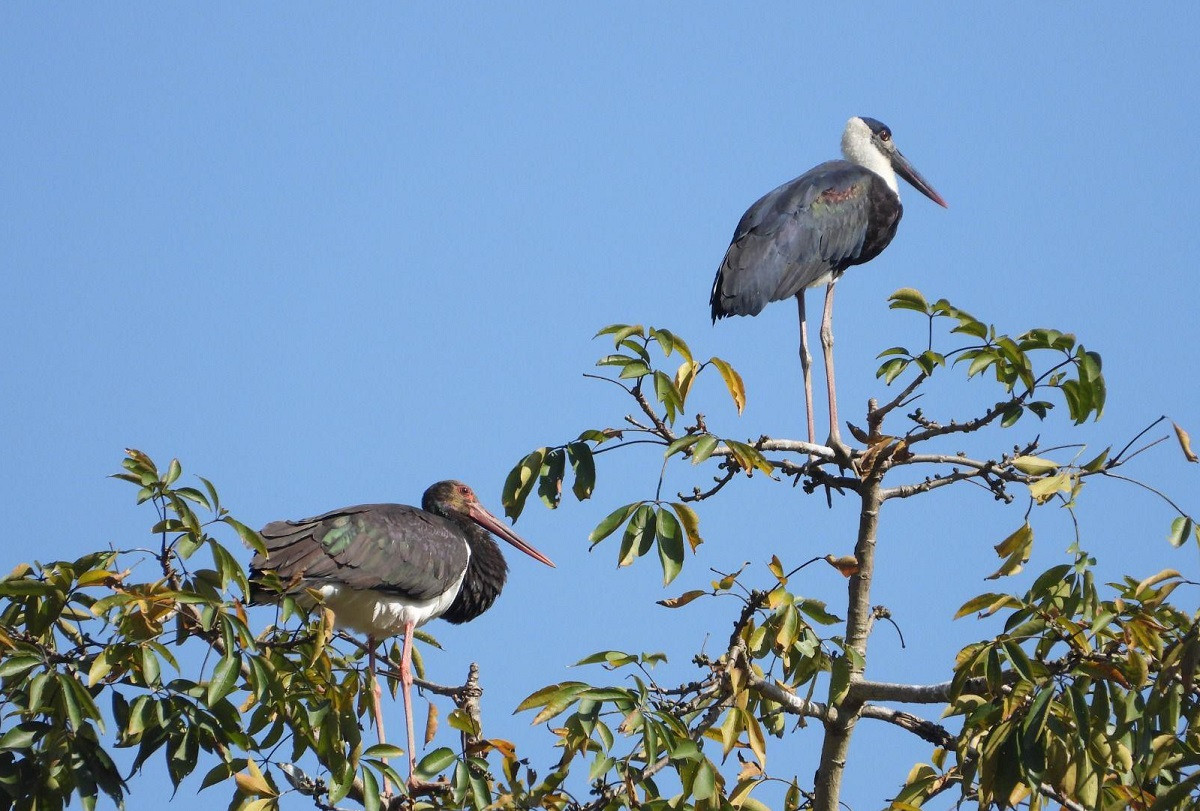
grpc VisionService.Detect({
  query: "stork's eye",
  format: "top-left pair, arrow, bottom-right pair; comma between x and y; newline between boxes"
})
880,130 -> 891,142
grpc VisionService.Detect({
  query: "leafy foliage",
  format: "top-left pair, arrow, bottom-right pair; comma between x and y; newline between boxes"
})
0,292 -> 1196,811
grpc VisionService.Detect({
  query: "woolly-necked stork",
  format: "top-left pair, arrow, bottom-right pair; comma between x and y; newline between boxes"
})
710,116 -> 947,457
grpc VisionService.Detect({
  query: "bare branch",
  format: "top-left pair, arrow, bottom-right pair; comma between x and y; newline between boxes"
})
1111,415 -> 1168,464
849,680 -> 952,704
858,705 -> 954,748
1101,471 -> 1194,519
871,371 -> 928,428
632,381 -> 676,441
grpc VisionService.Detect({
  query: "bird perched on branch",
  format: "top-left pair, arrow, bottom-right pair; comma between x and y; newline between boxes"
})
251,480 -> 554,788
711,116 -> 947,458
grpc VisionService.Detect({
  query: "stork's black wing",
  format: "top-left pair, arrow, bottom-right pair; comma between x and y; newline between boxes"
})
251,503 -> 469,602
711,161 -> 899,319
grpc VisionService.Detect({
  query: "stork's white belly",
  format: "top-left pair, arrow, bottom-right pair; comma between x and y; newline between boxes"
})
314,571 -> 466,637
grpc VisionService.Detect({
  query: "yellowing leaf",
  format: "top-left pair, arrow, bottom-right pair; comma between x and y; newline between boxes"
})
709,356 -> 746,414
670,502 -> 703,551
234,759 -> 275,798
1011,455 -> 1058,475
675,359 -> 699,402
986,522 -> 1033,580
657,590 -> 707,609
1028,472 -> 1072,504
424,700 -> 439,745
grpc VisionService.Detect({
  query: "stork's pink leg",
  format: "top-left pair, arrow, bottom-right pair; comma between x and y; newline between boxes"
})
400,621 -> 419,787
796,294 -> 817,448
819,281 -> 852,465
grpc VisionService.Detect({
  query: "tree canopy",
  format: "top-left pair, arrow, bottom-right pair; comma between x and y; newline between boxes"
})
0,290 -> 1197,811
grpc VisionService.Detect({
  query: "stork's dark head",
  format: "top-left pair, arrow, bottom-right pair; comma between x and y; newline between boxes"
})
842,116 -> 948,208
423,480 -> 555,567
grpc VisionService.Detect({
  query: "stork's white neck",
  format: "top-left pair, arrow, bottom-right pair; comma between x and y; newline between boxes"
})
841,117 -> 899,196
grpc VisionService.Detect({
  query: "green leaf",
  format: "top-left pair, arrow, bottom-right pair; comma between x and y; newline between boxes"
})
828,655 -> 851,705
876,357 -> 909,384
596,353 -> 636,368
618,360 -> 652,380
889,288 -> 929,313
416,747 -> 458,779
709,357 -> 746,414
0,655 -> 41,680
588,502 -> 641,547
206,652 -> 240,706
0,579 -> 58,597
797,598 -> 841,625
914,349 -> 945,375
362,743 -> 406,759
1168,516 -> 1194,548
692,759 -> 717,801
360,767 -> 380,811
0,723 -> 45,751
502,447 -> 547,521
1081,446 -> 1110,472
965,350 -> 996,379
951,316 -> 988,339
222,516 -> 265,555
954,592 -> 1023,619
652,327 -> 692,364
1002,640 -> 1036,681
1149,772 -> 1200,811
566,441 -> 596,501
607,324 -> 645,346
574,650 -> 638,668
514,681 -> 589,712
617,505 -> 656,566
665,433 -> 702,458
656,509 -> 684,586
538,448 -> 566,509
691,434 -> 719,464
140,644 -> 161,687
653,370 -> 684,421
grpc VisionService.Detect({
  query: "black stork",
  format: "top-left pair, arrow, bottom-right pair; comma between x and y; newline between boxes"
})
710,116 -> 947,457
250,480 -> 554,787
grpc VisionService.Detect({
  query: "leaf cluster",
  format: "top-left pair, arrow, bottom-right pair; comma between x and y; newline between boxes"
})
891,559 -> 1200,809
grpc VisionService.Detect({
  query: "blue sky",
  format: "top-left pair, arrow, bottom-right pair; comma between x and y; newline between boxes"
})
2,5 -> 1198,808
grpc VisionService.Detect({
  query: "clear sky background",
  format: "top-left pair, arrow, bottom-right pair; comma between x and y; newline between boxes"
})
2,5 -> 1198,809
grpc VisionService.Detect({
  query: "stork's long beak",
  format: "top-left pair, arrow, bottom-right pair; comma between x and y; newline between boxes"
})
469,503 -> 556,567
892,150 -> 948,208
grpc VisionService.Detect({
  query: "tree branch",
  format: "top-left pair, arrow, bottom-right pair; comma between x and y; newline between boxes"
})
848,680 -> 951,704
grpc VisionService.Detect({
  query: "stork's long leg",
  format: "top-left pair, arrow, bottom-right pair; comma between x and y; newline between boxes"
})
400,621 -> 419,787
819,281 -> 844,450
796,293 -> 817,447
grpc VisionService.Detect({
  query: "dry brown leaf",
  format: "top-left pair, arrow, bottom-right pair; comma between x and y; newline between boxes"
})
1174,421 -> 1198,463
